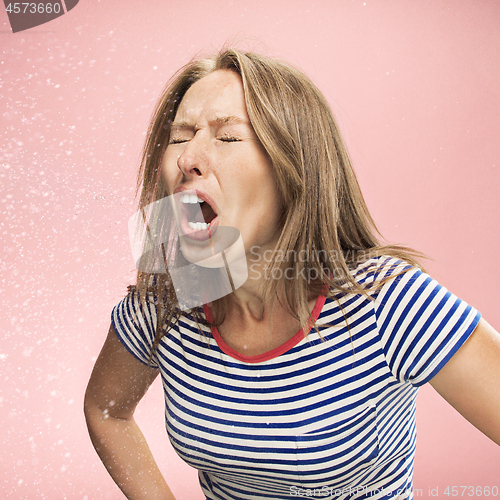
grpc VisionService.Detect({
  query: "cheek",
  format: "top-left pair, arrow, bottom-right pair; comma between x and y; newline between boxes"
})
255,163 -> 281,209
246,177 -> 282,224
260,179 -> 284,228
161,152 -> 179,191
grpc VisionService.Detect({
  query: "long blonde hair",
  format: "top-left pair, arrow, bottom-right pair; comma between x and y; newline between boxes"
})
130,48 -> 424,351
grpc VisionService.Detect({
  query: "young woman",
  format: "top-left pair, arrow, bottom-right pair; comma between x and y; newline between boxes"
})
84,49 -> 500,500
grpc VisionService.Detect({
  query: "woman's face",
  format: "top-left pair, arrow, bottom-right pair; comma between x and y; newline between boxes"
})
162,69 -> 282,257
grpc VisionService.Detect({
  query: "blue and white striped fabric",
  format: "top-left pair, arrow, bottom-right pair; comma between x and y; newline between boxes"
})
111,257 -> 480,500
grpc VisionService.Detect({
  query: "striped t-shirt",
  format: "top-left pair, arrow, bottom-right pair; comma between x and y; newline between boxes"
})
111,257 -> 480,500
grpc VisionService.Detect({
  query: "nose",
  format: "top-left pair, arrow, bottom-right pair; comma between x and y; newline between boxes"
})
176,134 -> 208,178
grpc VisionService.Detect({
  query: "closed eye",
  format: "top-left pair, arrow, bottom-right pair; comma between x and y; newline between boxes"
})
219,137 -> 240,143
168,138 -> 189,144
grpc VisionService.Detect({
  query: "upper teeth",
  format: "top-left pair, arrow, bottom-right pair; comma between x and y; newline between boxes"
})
180,194 -> 204,204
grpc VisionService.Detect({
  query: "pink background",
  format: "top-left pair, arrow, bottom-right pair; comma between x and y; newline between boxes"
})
1,0 -> 499,498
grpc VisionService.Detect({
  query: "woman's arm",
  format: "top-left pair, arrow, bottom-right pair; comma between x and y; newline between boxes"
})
430,318 -> 500,445
84,324 -> 177,500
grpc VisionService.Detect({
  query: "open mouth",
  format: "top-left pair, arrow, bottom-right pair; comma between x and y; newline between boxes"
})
178,192 -> 219,240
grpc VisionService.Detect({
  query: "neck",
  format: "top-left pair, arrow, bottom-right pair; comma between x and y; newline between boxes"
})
227,274 -> 270,322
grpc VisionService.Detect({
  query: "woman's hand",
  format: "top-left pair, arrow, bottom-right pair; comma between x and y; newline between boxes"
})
430,318 -> 500,445
84,324 -> 177,500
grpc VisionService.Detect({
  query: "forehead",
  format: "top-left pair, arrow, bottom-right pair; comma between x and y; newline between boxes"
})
175,69 -> 248,122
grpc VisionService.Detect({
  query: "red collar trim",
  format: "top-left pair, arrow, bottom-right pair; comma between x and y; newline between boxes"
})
202,285 -> 328,364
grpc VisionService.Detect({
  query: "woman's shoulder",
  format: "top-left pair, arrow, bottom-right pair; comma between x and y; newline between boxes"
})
318,253 -> 423,305
349,254 -> 417,286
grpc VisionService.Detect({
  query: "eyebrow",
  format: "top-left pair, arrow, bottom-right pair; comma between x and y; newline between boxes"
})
170,116 -> 251,129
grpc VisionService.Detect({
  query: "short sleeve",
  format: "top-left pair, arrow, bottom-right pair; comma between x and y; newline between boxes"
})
111,292 -> 159,369
374,260 -> 481,386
